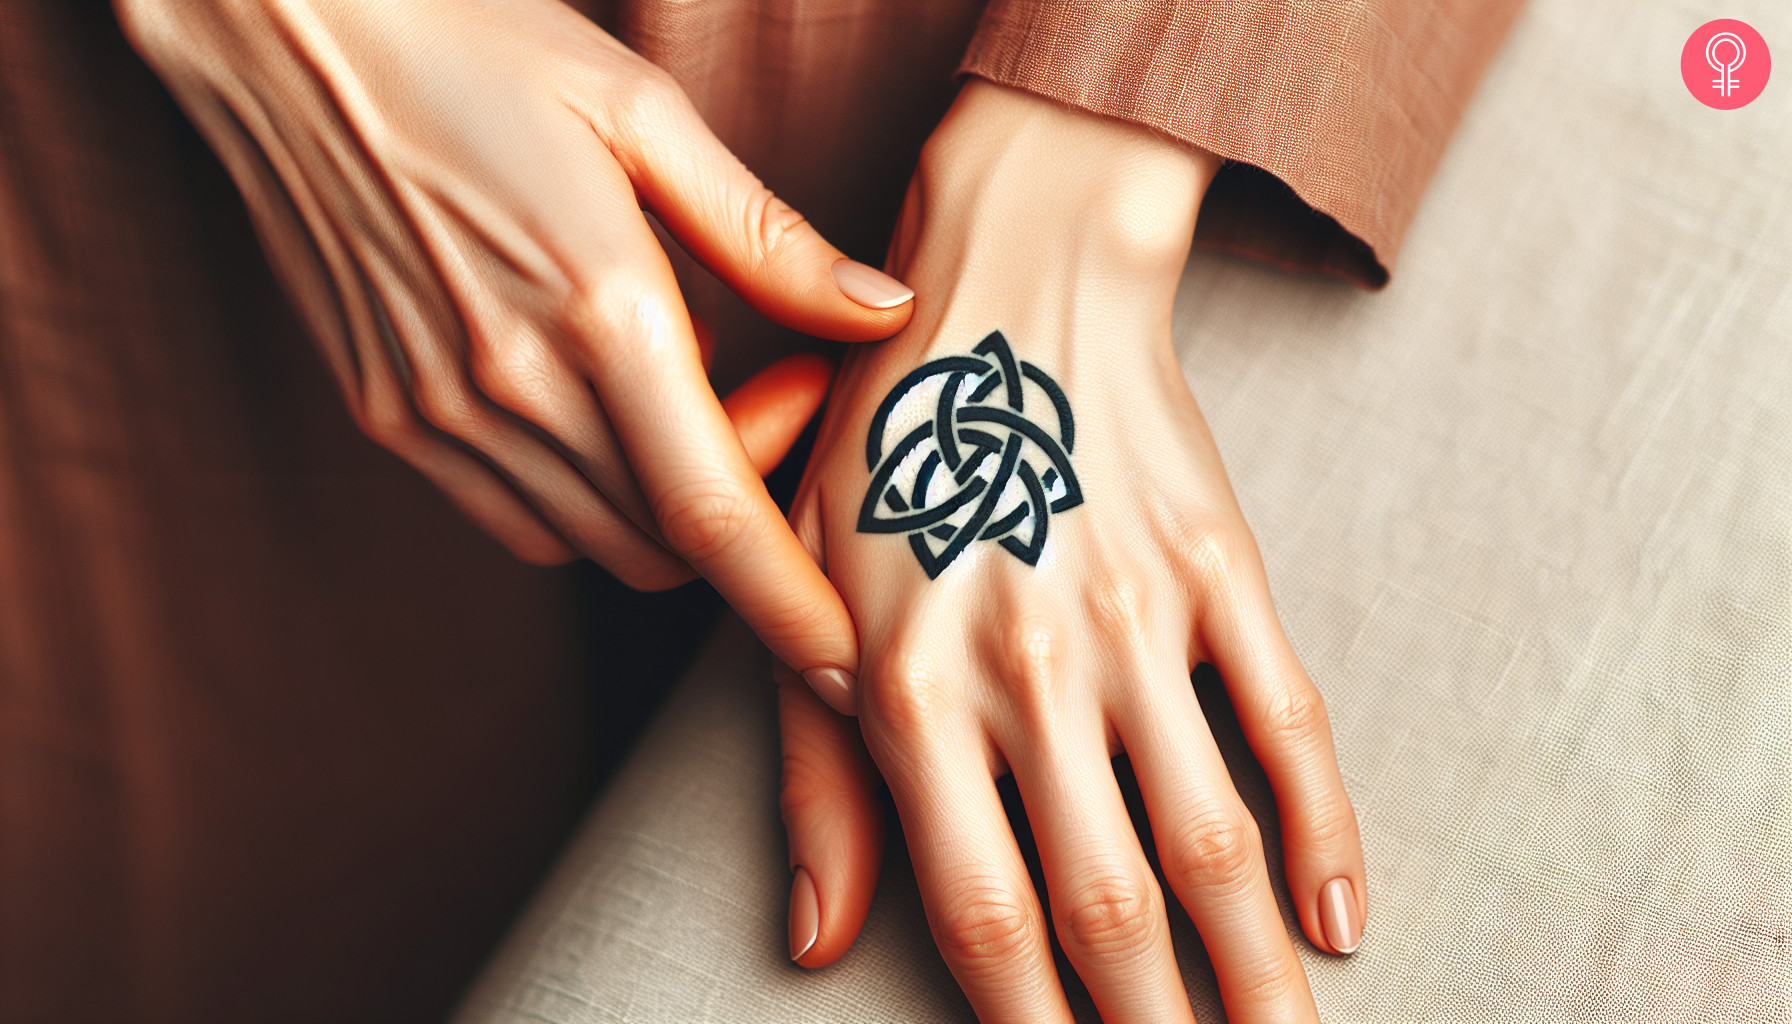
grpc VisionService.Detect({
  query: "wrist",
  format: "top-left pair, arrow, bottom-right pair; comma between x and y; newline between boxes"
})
874,80 -> 1218,375
908,79 -> 1221,275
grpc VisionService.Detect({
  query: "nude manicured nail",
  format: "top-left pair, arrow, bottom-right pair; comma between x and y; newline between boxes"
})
831,259 -> 913,310
788,866 -> 819,962
803,667 -> 857,715
1320,877 -> 1362,954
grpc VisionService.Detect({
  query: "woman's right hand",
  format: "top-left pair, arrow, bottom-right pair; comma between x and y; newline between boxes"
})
116,0 -> 915,710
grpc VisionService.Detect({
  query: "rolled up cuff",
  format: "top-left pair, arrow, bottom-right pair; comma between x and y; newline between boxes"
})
958,0 -> 1525,289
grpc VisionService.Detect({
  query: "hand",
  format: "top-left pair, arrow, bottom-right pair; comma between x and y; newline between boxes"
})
776,82 -> 1368,1022
116,0 -> 916,708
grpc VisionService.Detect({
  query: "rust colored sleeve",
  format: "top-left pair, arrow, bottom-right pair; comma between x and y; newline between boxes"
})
959,0 -> 1527,288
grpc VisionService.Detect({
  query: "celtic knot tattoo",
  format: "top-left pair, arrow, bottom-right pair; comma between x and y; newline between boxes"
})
857,330 -> 1082,578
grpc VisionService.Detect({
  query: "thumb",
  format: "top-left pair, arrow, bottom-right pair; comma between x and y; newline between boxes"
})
615,87 -> 914,342
776,660 -> 884,967
721,352 -> 835,476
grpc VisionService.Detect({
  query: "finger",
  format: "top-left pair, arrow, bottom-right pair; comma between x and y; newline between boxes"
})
692,311 -> 716,373
602,81 -> 915,341
358,340 -> 579,567
350,228 -> 669,546
351,302 -> 586,570
376,412 -> 579,566
357,254 -> 694,591
492,343 -> 823,520
1004,718 -> 1194,1024
1198,542 -> 1367,956
417,381 -> 694,591
776,661 -> 883,967
570,252 -> 860,714
1117,676 -> 1320,1022
202,66 -> 643,580
722,352 -> 834,476
787,478 -> 828,571
860,709 -> 1073,1023
429,394 -> 694,589
463,316 -> 673,528
285,208 -> 578,568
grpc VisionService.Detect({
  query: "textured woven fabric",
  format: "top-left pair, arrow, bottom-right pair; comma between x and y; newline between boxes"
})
959,0 -> 1526,286
454,0 -> 1792,1019
604,0 -> 1520,300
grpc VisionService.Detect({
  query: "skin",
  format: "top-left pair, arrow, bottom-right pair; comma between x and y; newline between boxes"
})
116,0 -> 1365,1014
115,0 -> 913,706
779,82 -> 1369,1022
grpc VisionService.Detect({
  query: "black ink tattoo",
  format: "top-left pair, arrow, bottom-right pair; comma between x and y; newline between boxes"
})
858,330 -> 1081,578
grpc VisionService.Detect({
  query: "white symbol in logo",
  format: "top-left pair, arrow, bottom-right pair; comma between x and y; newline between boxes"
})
1707,31 -> 1747,97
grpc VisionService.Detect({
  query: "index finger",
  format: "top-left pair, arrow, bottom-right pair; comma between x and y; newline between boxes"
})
568,232 -> 858,715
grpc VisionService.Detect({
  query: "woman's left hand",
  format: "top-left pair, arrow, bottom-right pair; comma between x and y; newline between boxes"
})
773,82 -> 1367,1023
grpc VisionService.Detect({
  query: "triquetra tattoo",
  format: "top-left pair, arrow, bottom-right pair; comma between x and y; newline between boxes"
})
858,330 -> 1082,578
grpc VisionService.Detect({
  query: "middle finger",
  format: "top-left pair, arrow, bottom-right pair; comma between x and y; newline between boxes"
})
861,688 -> 1072,1024
1004,706 -> 1196,1024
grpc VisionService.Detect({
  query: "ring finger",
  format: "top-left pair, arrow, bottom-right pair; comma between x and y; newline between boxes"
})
1116,672 -> 1320,1022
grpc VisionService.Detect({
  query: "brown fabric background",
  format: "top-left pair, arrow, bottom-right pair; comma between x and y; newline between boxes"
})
0,0 -> 1516,1020
0,4 -> 604,1021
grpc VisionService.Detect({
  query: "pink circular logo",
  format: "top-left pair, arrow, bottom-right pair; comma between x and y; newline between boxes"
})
1682,19 -> 1770,109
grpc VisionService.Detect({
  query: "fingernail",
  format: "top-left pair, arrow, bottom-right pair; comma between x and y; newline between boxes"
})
1320,877 -> 1362,954
803,667 -> 857,716
788,866 -> 820,962
831,259 -> 913,310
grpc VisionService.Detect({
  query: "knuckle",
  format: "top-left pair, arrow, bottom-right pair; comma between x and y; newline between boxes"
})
556,279 -> 660,364
654,482 -> 755,563
779,746 -> 841,826
466,327 -> 554,417
1230,955 -> 1305,1007
774,756 -> 820,828
1259,677 -> 1331,747
987,615 -> 1061,721
557,282 -> 623,346
1086,571 -> 1149,653
1176,520 -> 1247,585
410,378 -> 485,441
586,58 -> 686,147
741,184 -> 810,272
1164,804 -> 1264,900
932,882 -> 1039,969
114,0 -> 175,65
750,590 -> 841,653
1304,799 -> 1360,848
862,640 -> 939,738
1055,871 -> 1161,965
354,391 -> 420,453
613,62 -> 683,128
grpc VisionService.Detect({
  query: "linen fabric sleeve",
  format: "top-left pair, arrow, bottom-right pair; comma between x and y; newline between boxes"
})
958,0 -> 1527,288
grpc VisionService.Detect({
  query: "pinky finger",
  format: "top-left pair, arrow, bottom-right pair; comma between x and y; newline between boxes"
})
1200,550 -> 1367,956
369,410 -> 578,566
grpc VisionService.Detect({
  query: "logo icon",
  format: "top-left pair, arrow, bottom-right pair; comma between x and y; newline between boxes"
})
1682,20 -> 1770,109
